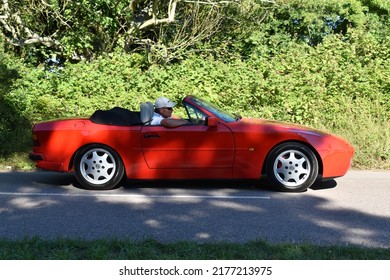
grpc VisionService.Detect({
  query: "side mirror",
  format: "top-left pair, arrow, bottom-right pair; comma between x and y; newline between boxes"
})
206,117 -> 218,127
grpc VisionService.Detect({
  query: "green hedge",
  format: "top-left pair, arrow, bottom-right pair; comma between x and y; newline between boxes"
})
1,28 -> 389,169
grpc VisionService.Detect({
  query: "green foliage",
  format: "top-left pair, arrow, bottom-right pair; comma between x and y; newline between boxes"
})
56,0 -> 135,58
1,0 -> 135,61
0,45 -> 31,156
0,0 -> 389,169
2,1 -> 266,63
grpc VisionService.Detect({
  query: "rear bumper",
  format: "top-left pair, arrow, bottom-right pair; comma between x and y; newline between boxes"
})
29,152 -> 64,172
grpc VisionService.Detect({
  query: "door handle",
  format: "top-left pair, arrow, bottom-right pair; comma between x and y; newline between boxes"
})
144,134 -> 160,138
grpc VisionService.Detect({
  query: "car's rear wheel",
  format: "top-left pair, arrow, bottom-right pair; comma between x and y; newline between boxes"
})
74,145 -> 124,190
266,142 -> 318,192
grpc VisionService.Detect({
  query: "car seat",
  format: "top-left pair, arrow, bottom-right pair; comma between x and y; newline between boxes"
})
140,102 -> 154,125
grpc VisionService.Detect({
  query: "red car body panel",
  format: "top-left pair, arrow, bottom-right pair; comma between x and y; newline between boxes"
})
225,119 -> 354,179
30,96 -> 354,184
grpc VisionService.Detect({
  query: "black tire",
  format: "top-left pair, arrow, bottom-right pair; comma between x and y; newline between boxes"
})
74,144 -> 124,190
266,142 -> 319,192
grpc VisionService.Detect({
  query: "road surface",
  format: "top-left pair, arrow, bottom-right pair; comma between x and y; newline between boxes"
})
0,170 -> 389,248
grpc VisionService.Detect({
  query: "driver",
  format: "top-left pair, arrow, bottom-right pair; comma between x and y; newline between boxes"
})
151,97 -> 188,128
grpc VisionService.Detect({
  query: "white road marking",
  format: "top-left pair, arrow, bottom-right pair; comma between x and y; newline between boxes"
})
0,191 -> 271,200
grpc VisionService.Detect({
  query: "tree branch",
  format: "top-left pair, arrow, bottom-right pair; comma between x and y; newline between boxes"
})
0,0 -> 60,47
135,0 -> 178,29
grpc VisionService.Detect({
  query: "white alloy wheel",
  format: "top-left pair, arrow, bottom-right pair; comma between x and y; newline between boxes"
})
273,149 -> 311,187
266,142 -> 319,192
79,148 -> 116,185
74,145 -> 124,190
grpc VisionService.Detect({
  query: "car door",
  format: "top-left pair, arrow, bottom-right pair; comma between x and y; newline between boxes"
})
140,122 -> 234,171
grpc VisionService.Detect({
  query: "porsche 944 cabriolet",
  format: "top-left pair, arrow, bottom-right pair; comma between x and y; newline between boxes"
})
29,95 -> 354,192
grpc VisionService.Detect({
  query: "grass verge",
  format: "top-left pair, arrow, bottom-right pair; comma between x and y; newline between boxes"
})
0,238 -> 389,260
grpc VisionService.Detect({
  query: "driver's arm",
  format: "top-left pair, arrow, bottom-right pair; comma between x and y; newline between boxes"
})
161,118 -> 189,128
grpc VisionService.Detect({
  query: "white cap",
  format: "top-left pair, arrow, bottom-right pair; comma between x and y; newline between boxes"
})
154,97 -> 177,109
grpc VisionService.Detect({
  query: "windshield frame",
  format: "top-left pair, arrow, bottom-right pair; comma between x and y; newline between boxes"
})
186,96 -> 237,123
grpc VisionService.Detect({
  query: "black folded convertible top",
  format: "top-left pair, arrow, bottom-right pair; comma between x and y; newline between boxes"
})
90,107 -> 143,126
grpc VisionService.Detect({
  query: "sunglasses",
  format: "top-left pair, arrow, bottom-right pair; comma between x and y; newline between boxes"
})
163,107 -> 173,111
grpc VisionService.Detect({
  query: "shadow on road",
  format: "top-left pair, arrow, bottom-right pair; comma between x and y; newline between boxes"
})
0,171 -> 388,249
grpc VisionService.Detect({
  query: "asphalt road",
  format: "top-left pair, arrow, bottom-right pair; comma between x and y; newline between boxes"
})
0,170 -> 389,248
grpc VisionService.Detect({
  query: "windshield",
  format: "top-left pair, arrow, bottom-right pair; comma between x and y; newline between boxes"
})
189,96 -> 237,122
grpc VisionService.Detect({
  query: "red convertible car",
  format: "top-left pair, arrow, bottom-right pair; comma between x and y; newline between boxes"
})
29,95 -> 354,192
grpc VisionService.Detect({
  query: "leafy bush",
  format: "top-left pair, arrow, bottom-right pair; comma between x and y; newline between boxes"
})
0,0 -> 389,169
2,37 -> 389,169
0,49 -> 32,157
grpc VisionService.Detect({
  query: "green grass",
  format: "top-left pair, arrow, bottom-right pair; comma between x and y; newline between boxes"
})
0,238 -> 389,260
324,109 -> 390,170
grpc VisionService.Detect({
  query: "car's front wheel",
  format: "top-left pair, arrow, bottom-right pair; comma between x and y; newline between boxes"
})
74,145 -> 124,190
266,142 -> 319,192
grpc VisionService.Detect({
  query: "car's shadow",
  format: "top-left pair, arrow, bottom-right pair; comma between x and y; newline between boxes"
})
33,171 -> 75,186
311,179 -> 338,191
25,171 -> 337,193
123,178 -> 270,192
123,177 -> 337,192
